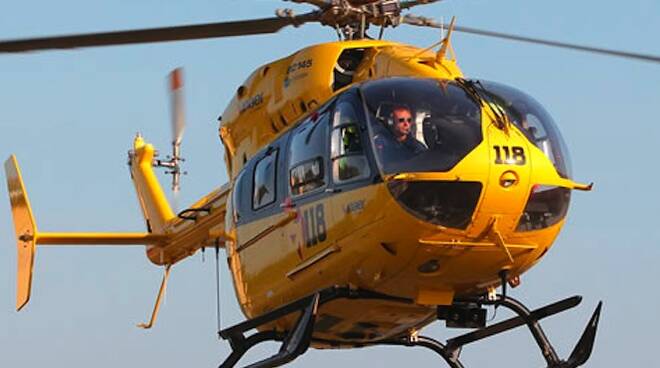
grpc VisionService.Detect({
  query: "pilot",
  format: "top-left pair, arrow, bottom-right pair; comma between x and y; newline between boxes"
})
373,105 -> 426,163
390,106 -> 426,153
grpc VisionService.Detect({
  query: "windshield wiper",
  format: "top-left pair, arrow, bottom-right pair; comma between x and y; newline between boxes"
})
455,78 -> 508,130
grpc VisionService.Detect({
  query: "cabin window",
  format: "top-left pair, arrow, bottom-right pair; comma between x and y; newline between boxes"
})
288,112 -> 329,196
331,102 -> 370,183
290,157 -> 324,195
233,169 -> 248,221
252,149 -> 278,210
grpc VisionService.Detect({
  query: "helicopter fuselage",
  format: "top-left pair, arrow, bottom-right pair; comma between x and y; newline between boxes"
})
212,40 -> 580,344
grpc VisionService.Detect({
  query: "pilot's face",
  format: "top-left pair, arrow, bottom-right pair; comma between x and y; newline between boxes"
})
393,109 -> 412,139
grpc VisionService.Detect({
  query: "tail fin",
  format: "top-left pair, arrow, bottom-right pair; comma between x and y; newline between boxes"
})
5,155 -> 170,311
128,134 -> 176,233
5,155 -> 38,311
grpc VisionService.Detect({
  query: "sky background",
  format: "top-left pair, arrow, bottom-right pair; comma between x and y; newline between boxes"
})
0,0 -> 659,367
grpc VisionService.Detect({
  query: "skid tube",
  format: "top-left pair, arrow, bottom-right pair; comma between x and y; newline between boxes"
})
216,286 -> 601,368
379,294 -> 602,368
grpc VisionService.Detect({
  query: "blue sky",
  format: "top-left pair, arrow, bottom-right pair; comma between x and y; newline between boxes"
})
1,1 -> 659,367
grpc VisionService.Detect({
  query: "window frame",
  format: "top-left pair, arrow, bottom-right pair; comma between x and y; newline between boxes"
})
329,98 -> 372,186
232,168 -> 248,223
252,148 -> 279,211
289,156 -> 325,196
287,111 -> 331,199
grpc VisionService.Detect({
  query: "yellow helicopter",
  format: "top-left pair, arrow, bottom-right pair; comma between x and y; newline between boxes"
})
5,1 -> 660,367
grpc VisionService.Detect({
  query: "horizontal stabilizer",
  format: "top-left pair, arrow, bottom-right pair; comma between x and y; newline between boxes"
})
37,232 -> 168,245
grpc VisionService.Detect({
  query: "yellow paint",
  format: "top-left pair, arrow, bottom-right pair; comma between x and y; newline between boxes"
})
416,289 -> 455,306
129,134 -> 176,233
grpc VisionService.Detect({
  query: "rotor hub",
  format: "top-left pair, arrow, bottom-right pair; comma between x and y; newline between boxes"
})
279,0 -> 414,40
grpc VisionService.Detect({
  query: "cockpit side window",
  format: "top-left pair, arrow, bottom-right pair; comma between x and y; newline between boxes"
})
330,101 -> 370,183
233,169 -> 248,223
252,149 -> 278,210
288,112 -> 329,196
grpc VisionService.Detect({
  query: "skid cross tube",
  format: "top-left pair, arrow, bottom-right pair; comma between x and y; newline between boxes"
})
380,335 -> 465,368
218,295 -> 320,368
354,295 -> 600,368
219,331 -> 284,368
451,295 -> 602,368
217,286 -> 413,368
445,296 -> 582,350
487,296 -> 561,365
241,293 -> 319,368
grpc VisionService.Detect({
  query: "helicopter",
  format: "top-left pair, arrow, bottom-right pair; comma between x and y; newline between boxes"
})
3,1 -> 660,367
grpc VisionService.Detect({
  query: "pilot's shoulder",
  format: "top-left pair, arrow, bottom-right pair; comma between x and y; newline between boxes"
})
373,134 -> 387,149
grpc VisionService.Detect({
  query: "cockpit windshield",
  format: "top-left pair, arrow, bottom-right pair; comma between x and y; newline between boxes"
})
361,78 -> 482,175
476,80 -> 572,178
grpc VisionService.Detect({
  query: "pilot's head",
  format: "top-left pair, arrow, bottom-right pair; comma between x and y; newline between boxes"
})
392,106 -> 413,142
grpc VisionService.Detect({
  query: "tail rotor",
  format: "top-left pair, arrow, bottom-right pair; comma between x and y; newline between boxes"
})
154,67 -> 187,209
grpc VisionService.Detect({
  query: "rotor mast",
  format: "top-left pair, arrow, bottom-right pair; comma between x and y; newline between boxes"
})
279,0 -> 441,40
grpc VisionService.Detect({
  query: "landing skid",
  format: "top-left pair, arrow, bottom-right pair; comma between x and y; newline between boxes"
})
218,287 -> 411,368
216,286 -> 601,368
381,295 -> 602,368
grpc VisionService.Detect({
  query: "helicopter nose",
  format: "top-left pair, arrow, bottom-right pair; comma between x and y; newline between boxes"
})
465,137 -> 534,239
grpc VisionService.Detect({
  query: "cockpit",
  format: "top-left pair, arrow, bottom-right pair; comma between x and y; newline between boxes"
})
361,78 -> 483,175
359,77 -> 571,179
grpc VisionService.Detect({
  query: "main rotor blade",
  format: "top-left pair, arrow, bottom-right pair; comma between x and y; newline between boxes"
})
0,13 -> 319,53
400,0 -> 443,10
284,0 -> 329,7
403,15 -> 660,64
